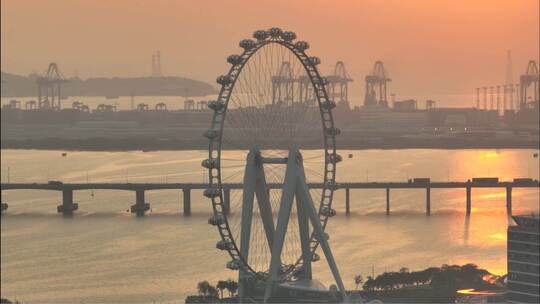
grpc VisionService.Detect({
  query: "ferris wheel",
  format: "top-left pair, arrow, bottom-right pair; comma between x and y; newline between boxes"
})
203,27 -> 345,302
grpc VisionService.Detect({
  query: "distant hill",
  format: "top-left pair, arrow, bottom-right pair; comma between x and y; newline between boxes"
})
0,71 -> 218,97
1,72 -> 36,97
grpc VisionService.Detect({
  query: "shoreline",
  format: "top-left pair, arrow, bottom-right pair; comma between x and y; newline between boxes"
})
1,138 -> 539,151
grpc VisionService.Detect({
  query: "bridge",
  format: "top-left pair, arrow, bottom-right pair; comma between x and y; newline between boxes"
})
1,178 -> 538,217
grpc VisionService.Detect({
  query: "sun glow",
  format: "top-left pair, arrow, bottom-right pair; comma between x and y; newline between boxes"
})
481,192 -> 506,199
479,152 -> 500,159
488,233 -> 506,241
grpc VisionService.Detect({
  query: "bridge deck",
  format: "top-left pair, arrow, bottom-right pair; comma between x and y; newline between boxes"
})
1,180 -> 539,191
1,180 -> 538,216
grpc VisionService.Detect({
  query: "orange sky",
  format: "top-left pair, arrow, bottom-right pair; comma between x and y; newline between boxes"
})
1,0 -> 538,102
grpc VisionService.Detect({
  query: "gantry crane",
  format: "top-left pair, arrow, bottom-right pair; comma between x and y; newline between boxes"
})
364,61 -> 391,107
36,63 -> 67,110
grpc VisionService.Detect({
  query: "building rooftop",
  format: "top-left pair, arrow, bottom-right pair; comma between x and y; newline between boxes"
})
510,214 -> 539,232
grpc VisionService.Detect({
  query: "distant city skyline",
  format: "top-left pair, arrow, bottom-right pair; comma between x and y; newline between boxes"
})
1,0 -> 539,105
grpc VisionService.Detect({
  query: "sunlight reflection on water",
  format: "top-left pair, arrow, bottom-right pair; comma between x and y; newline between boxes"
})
1,149 -> 538,303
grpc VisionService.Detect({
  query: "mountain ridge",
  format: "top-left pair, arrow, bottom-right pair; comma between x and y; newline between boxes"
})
1,71 -> 218,97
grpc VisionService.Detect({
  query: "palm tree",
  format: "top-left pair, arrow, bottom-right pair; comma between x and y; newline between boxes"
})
216,280 -> 228,299
197,280 -> 211,296
354,274 -> 364,290
226,279 -> 239,297
207,285 -> 219,299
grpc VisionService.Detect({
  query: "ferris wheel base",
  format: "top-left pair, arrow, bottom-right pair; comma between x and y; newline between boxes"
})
242,279 -> 348,303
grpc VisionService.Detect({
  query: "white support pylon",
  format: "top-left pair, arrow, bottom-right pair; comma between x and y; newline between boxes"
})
236,147 -> 346,302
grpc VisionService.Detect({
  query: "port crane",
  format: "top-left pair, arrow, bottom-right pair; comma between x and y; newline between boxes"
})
36,63 -> 67,110
364,61 -> 391,107
327,61 -> 353,109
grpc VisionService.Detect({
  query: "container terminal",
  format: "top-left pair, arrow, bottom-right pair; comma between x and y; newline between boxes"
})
1,60 -> 538,150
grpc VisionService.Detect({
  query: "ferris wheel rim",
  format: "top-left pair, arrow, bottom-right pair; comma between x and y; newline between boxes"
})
204,29 -> 340,280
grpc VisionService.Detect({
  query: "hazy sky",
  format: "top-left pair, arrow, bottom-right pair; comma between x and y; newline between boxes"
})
1,0 -> 539,103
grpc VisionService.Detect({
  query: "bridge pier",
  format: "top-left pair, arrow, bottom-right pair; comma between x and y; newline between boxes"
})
0,191 -> 7,215
386,188 -> 390,215
506,186 -> 512,216
426,187 -> 431,216
130,189 -> 150,217
223,188 -> 231,215
183,189 -> 191,216
57,189 -> 78,216
345,188 -> 350,215
466,186 -> 472,216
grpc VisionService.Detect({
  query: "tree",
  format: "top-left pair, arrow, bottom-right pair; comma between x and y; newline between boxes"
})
197,280 -> 211,296
399,267 -> 409,273
354,274 -> 364,290
363,276 -> 375,291
226,279 -> 238,297
207,285 -> 219,299
355,264 -> 498,295
216,280 -> 228,299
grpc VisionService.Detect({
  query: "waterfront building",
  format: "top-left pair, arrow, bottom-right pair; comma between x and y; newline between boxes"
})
507,214 -> 540,303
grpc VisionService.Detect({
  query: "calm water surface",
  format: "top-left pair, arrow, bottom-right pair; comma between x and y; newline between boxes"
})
1,149 -> 539,303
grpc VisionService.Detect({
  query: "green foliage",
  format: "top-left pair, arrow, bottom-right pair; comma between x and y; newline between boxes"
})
225,278 -> 238,297
197,280 -> 213,297
216,280 -> 228,299
360,263 -> 498,292
186,279 -> 239,303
